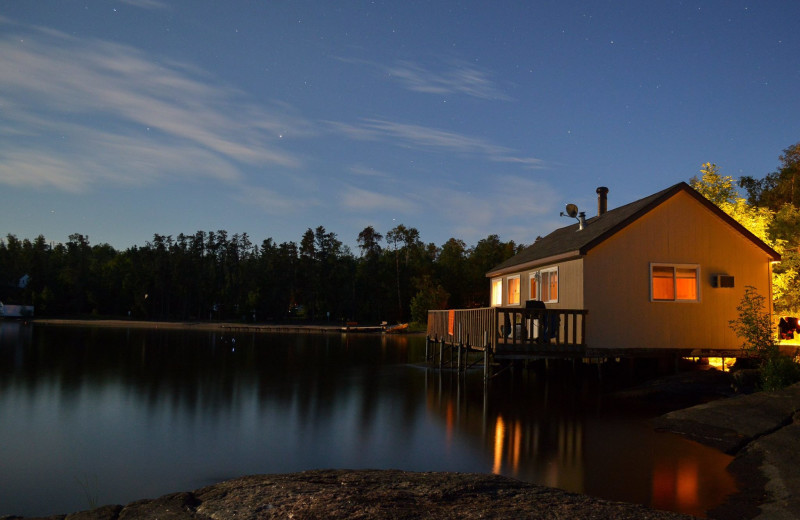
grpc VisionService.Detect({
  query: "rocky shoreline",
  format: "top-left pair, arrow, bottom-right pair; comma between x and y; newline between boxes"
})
654,381 -> 800,519
3,470 -> 696,520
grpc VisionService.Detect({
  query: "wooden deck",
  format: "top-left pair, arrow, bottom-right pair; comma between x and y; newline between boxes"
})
426,307 -> 588,358
426,307 -> 755,367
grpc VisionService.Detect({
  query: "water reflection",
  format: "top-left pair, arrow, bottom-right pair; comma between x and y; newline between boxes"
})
0,323 -> 736,518
423,365 -> 738,518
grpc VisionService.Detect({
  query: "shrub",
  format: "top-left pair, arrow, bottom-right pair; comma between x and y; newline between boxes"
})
729,286 -> 800,390
729,286 -> 777,358
761,354 -> 800,391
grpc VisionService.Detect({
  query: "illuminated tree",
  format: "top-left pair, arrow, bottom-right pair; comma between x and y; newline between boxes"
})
690,163 -> 737,206
691,163 -> 799,314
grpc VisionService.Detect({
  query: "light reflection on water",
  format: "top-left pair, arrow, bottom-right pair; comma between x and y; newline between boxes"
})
424,366 -> 737,517
0,322 -> 735,517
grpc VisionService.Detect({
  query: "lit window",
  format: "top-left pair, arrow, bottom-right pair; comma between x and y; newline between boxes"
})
652,266 -> 675,300
491,279 -> 502,306
540,268 -> 558,303
651,264 -> 699,302
529,274 -> 538,301
507,276 -> 520,305
676,268 -> 698,300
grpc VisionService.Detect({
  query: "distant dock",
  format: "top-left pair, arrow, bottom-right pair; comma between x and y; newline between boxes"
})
30,319 -> 403,335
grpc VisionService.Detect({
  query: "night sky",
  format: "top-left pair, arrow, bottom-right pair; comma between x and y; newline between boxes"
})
2,1 -> 799,251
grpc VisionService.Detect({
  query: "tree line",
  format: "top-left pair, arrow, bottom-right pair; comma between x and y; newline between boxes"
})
0,225 -> 522,324
3,141 -> 799,323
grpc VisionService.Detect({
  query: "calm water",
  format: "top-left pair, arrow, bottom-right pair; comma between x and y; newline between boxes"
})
0,322 -> 736,517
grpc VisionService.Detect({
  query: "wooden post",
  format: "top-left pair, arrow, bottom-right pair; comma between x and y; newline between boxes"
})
439,337 -> 444,369
457,323 -> 462,372
462,345 -> 467,373
450,339 -> 454,367
425,336 -> 430,363
483,330 -> 489,383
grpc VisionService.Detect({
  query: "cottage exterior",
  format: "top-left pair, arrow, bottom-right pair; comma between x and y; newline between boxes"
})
485,183 -> 780,354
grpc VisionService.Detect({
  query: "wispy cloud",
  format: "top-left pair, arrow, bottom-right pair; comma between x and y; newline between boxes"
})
339,185 -> 418,213
335,54 -> 513,101
490,155 -> 547,168
410,175 -> 558,244
348,164 -> 392,179
0,23 -> 308,192
325,119 -> 544,168
118,0 -> 169,10
361,119 -> 506,154
386,59 -> 514,101
236,186 -> 316,216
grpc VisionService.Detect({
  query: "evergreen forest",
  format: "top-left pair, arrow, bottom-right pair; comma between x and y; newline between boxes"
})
0,225 -> 522,324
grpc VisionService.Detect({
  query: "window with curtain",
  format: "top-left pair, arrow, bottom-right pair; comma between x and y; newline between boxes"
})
507,276 -> 520,305
651,264 -> 699,302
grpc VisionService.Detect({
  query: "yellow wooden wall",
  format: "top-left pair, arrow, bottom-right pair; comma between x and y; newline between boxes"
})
582,190 -> 774,351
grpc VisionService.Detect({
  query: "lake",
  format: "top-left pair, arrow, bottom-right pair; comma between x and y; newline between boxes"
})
0,321 -> 736,517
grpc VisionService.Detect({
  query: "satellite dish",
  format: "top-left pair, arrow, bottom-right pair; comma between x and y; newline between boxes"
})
564,204 -> 579,218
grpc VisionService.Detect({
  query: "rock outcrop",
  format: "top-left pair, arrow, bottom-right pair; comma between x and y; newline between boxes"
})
5,470 -> 694,520
655,382 -> 800,519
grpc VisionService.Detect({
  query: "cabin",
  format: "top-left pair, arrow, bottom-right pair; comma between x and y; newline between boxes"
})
427,182 -> 780,363
486,182 -> 780,356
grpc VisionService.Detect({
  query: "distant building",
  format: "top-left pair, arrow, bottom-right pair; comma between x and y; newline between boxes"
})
0,273 -> 34,318
0,301 -> 34,319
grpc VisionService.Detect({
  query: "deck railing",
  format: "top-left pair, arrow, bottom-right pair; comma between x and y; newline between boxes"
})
494,307 -> 587,351
426,307 -> 496,350
427,306 -> 587,352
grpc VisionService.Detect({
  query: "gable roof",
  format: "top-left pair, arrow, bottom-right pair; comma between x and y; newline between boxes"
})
487,182 -> 781,277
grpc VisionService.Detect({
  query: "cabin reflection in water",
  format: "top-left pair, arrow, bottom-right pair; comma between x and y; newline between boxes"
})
491,415 -> 583,489
424,368 -> 737,517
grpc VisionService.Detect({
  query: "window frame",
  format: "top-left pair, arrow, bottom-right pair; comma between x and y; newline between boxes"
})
528,265 -> 561,303
539,267 -> 559,303
650,263 -> 700,303
528,273 -> 538,302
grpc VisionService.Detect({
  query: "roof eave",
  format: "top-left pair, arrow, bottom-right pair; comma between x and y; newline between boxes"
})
486,250 -> 583,278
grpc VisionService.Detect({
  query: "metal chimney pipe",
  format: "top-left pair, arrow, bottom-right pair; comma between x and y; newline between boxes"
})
596,186 -> 609,216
